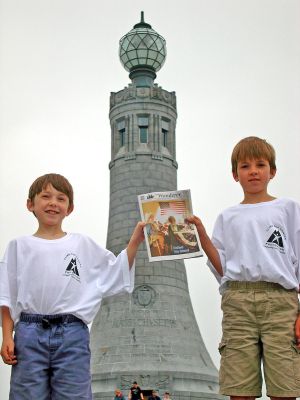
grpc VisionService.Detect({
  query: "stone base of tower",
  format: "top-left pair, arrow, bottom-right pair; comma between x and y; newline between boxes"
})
90,262 -> 226,400
92,371 -> 226,400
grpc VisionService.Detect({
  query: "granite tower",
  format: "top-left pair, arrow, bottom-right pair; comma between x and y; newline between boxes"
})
90,13 -> 223,400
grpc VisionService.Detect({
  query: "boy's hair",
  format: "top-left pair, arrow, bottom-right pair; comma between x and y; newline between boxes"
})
231,136 -> 276,174
28,173 -> 74,208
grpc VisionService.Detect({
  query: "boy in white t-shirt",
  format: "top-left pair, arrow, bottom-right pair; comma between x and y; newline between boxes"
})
0,173 -> 145,400
188,137 -> 300,400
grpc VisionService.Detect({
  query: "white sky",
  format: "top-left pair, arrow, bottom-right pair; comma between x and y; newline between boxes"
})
1,0 -> 300,398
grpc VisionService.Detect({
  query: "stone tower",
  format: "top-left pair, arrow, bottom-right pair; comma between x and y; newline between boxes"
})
90,13 -> 223,400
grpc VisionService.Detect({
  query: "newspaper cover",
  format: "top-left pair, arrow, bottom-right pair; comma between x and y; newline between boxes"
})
138,189 -> 203,262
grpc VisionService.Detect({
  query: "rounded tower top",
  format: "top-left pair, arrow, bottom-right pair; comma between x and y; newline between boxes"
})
119,12 -> 167,87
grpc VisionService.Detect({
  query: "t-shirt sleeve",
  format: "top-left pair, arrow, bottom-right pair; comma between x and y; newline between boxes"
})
0,241 -> 17,326
96,247 -> 135,298
0,261 -> 10,325
206,213 -> 225,283
288,200 -> 300,287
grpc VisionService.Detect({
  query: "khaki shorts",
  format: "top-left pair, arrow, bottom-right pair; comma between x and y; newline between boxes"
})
219,281 -> 300,398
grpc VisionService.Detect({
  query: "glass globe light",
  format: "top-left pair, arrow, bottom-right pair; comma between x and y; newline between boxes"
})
119,12 -> 166,74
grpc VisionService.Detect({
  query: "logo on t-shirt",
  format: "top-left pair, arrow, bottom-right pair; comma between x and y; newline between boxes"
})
264,225 -> 285,253
63,253 -> 82,282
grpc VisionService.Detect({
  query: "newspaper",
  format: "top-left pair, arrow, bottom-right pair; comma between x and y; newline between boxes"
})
138,189 -> 203,262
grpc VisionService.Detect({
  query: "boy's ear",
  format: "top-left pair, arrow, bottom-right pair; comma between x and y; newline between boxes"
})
232,171 -> 239,182
270,168 -> 277,179
27,199 -> 34,212
66,204 -> 74,216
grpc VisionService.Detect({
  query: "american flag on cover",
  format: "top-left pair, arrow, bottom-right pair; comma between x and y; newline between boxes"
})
159,201 -> 187,216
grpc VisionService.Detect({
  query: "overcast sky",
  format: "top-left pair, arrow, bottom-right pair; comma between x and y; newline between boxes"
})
1,0 -> 300,398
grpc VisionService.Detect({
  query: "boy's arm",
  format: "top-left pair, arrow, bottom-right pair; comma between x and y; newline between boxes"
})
126,222 -> 146,269
1,306 -> 17,364
186,216 -> 223,277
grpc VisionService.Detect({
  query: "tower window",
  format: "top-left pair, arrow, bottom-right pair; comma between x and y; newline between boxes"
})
138,117 -> 148,144
162,128 -> 168,147
117,120 -> 126,147
162,120 -> 169,147
139,127 -> 148,143
119,128 -> 126,146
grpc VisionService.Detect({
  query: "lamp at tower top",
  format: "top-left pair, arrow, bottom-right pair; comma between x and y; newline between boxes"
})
119,11 -> 167,87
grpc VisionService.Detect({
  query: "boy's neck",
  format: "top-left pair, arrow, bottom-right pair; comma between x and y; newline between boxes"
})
33,226 -> 67,240
241,192 -> 276,204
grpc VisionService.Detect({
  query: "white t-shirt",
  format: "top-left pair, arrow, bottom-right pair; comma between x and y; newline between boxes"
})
207,198 -> 300,294
0,233 -> 135,324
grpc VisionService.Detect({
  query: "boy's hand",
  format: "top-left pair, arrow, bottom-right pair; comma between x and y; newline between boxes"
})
129,221 -> 146,246
1,337 -> 17,365
127,221 -> 146,268
295,314 -> 300,348
186,215 -> 223,277
185,215 -> 206,237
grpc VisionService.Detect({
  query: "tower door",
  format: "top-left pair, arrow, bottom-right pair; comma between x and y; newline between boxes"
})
142,389 -> 154,400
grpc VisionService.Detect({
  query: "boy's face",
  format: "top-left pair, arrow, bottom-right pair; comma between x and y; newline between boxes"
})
27,183 -> 73,228
233,158 -> 276,196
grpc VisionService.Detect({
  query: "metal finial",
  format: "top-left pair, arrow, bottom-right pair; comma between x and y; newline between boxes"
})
134,11 -> 152,29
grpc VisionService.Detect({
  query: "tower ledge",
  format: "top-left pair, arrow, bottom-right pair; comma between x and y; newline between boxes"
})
110,84 -> 176,110
109,152 -> 178,169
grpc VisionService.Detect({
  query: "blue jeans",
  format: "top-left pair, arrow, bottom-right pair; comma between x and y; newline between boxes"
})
10,315 -> 92,399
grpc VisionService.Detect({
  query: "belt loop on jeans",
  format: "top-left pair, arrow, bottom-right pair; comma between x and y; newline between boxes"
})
20,313 -> 83,327
227,281 -> 296,291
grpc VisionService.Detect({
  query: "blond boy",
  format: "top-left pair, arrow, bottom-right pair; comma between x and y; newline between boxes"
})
188,137 -> 300,400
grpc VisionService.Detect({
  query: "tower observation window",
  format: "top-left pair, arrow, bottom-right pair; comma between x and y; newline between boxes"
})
117,120 -> 126,147
119,128 -> 126,146
162,120 -> 169,148
162,128 -> 168,147
138,117 -> 148,144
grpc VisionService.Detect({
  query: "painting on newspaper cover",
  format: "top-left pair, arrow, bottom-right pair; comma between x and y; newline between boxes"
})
138,190 -> 203,262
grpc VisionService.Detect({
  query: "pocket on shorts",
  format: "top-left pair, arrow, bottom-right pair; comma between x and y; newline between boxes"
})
221,290 -> 235,310
218,340 -> 227,355
218,340 -> 227,387
291,342 -> 300,381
